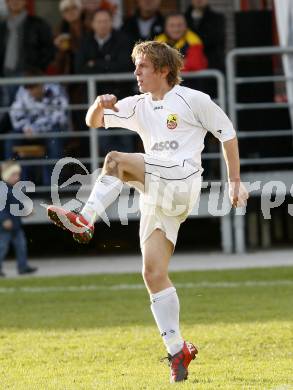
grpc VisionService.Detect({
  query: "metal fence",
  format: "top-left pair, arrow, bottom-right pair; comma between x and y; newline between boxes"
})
226,46 -> 293,253
0,70 -> 233,253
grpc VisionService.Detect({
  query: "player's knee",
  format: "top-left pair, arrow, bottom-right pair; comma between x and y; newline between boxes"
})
103,151 -> 125,176
106,151 -> 127,167
104,151 -> 118,166
142,264 -> 166,287
106,151 -> 121,161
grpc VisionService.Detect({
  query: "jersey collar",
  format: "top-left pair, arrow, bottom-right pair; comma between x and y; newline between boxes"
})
147,84 -> 179,104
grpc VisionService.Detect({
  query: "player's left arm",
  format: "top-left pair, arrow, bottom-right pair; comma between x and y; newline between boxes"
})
194,93 -> 249,207
222,136 -> 249,208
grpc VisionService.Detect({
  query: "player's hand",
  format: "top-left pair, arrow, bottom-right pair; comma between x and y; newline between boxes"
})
96,94 -> 119,112
228,180 -> 249,208
2,219 -> 13,230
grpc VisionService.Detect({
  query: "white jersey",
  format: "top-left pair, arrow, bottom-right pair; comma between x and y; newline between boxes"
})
104,84 -> 236,169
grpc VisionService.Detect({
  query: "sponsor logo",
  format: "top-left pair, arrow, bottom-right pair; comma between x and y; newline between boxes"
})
151,140 -> 179,151
217,129 -> 223,134
167,113 -> 178,130
154,105 -> 163,110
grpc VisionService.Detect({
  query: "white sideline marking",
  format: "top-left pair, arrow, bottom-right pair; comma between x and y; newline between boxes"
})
0,280 -> 292,294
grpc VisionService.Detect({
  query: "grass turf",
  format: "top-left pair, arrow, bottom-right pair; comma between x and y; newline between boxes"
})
0,266 -> 292,389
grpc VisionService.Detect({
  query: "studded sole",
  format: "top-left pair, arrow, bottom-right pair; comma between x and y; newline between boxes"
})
47,208 -> 94,244
47,209 -> 67,230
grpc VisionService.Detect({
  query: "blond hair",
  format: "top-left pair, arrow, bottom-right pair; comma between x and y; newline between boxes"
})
59,0 -> 82,12
1,161 -> 21,182
131,41 -> 183,87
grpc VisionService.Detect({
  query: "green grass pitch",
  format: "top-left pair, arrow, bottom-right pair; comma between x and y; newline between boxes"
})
0,266 -> 292,389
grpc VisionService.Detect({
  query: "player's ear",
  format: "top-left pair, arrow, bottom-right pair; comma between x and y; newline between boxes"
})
160,66 -> 170,80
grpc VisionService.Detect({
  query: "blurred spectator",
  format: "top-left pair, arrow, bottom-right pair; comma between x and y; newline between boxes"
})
75,9 -> 132,75
54,0 -> 87,75
75,9 -> 135,154
122,0 -> 164,45
7,69 -> 69,185
155,13 -> 208,72
50,0 -> 88,142
185,0 -> 225,72
52,0 -> 87,137
82,0 -> 122,30
0,0 -> 55,104
0,160 -> 37,276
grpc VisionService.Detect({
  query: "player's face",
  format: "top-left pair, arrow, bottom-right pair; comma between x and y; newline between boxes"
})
134,55 -> 167,93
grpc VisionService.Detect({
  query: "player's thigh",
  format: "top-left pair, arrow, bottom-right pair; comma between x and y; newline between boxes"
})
121,153 -> 145,184
142,229 -> 173,275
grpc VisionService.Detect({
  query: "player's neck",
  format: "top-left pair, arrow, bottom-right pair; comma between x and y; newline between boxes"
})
151,84 -> 173,101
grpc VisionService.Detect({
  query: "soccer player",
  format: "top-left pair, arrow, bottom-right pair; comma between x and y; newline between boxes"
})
47,41 -> 249,383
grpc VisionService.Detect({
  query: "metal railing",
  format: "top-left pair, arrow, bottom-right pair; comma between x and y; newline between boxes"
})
226,46 -> 293,253
0,70 -> 232,252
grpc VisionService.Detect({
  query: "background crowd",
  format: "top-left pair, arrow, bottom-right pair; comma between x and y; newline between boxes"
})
0,0 -> 226,179
0,0 -> 227,273
1,0 -> 292,270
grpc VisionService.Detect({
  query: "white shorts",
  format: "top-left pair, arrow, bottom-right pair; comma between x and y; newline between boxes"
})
139,155 -> 202,248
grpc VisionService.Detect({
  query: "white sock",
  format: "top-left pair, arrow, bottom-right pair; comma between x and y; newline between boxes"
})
150,287 -> 184,356
81,175 -> 123,225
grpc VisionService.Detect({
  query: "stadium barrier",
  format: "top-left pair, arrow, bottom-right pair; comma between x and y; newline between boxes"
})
226,46 -> 293,253
0,70 -> 233,253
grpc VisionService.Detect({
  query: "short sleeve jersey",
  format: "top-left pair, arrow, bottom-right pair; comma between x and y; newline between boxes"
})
104,85 -> 236,167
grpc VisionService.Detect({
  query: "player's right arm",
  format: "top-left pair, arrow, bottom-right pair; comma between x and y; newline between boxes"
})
86,94 -> 143,132
86,94 -> 118,128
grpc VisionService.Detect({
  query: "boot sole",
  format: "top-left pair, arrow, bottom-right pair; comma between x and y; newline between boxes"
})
48,208 -> 93,244
47,209 -> 67,231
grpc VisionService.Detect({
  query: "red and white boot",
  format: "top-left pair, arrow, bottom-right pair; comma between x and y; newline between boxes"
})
47,205 -> 94,244
166,341 -> 198,383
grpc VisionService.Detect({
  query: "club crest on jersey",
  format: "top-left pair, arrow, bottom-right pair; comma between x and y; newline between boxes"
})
167,114 -> 178,130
